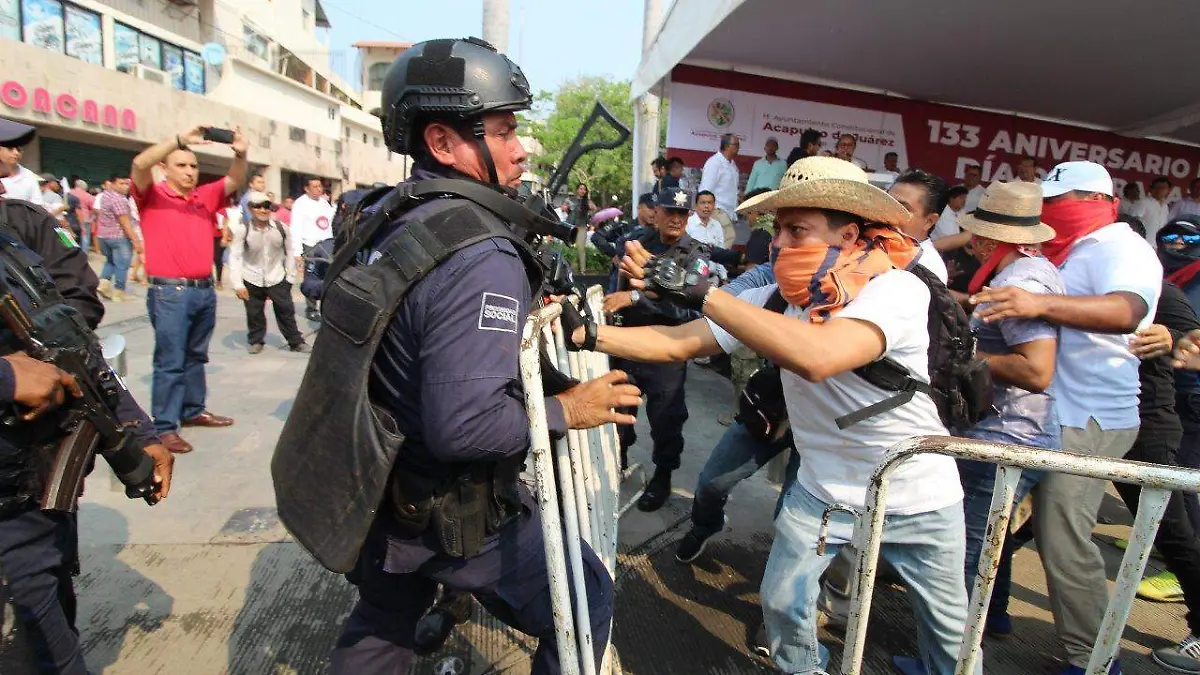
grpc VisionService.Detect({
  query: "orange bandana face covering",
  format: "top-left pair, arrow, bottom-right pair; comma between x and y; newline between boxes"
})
773,227 -> 916,323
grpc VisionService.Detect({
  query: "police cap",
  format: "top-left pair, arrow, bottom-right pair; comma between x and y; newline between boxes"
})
655,187 -> 694,211
380,37 -> 532,155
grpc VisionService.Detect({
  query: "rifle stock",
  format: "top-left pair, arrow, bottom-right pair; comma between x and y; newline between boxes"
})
40,420 -> 99,512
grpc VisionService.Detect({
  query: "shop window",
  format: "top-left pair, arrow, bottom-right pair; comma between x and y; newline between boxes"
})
243,24 -> 269,61
138,32 -> 161,69
114,22 -> 138,72
20,0 -> 63,53
367,62 -> 389,91
18,1 -> 101,65
183,50 -> 205,93
162,43 -> 184,90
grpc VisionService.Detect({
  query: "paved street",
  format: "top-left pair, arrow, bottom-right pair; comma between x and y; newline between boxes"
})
73,269 -> 1189,675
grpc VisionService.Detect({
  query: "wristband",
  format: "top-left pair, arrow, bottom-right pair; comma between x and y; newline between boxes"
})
580,317 -> 598,351
629,289 -> 641,305
701,285 -> 718,307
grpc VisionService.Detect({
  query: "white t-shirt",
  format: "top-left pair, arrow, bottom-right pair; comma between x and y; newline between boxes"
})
699,153 -> 740,217
964,184 -> 986,213
1131,197 -> 1170,246
686,214 -> 728,279
0,166 -> 43,205
1053,222 -> 1162,430
931,206 -> 963,242
706,271 -> 960,516
917,238 -> 949,283
288,194 -> 336,256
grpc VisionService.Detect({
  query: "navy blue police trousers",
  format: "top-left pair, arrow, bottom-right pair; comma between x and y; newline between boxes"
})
330,503 -> 613,675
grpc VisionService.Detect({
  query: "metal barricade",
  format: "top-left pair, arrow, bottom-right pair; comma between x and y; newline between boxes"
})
518,287 -> 633,675
831,435 -> 1200,675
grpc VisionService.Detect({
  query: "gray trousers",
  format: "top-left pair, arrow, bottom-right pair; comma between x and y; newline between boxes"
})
1032,418 -> 1139,667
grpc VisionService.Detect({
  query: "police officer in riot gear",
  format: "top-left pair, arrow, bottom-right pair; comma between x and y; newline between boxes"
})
271,38 -> 639,674
0,117 -> 173,674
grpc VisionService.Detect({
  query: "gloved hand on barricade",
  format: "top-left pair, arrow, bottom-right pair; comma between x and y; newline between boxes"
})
558,296 -> 597,352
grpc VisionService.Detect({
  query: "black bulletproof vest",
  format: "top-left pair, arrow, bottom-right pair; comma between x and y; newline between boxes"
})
271,181 -> 543,574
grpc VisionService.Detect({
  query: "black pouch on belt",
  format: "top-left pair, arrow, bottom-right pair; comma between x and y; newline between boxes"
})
386,467 -> 438,539
434,468 -> 488,558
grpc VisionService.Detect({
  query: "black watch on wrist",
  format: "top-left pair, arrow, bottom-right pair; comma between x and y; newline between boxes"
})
580,317 -> 598,351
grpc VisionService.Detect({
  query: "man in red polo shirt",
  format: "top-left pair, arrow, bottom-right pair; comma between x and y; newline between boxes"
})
131,125 -> 248,454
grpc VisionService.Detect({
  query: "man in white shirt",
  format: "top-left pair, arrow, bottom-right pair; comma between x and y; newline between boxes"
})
834,133 -> 869,170
961,164 -> 987,213
0,158 -> 43,206
699,133 -> 741,226
1169,178 -> 1200,221
39,174 -> 65,220
574,156 -> 977,675
288,176 -> 335,321
686,190 -> 728,281
1133,177 -> 1173,246
972,161 -> 1162,675
230,190 -> 308,354
887,169 -> 950,283
1013,156 -> 1043,185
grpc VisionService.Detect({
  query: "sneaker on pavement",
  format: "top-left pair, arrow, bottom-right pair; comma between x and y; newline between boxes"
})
750,621 -> 769,658
675,530 -> 713,564
289,342 -> 311,353
248,344 -> 264,355
110,288 -> 127,302
1139,571 -> 1185,603
97,279 -> 113,299
1153,635 -> 1200,674
1059,661 -> 1121,675
636,469 -> 671,512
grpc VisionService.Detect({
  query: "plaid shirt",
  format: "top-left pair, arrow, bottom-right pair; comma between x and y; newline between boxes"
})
96,189 -> 131,239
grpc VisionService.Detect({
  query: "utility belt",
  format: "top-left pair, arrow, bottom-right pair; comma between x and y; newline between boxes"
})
386,453 -> 525,558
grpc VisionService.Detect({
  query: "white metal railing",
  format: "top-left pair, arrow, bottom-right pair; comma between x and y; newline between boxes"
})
828,435 -> 1200,675
518,287 -> 635,675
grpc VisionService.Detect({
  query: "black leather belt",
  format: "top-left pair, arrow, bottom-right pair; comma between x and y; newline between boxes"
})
148,276 -> 214,288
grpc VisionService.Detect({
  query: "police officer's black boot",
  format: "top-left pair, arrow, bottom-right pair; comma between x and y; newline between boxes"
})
413,587 -> 473,655
637,466 -> 672,512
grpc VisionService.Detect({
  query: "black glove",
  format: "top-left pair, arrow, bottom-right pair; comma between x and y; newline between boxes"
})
644,255 -> 712,311
558,297 -> 597,351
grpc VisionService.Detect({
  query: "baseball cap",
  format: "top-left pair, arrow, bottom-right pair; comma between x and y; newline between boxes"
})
1040,161 -> 1114,198
38,173 -> 55,183
246,190 -> 272,205
0,118 -> 35,148
655,186 -> 694,211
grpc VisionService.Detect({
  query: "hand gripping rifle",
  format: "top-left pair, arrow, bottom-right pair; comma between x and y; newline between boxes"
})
0,253 -> 157,510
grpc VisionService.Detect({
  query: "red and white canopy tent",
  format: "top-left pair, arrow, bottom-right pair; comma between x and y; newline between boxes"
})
630,0 -> 1200,199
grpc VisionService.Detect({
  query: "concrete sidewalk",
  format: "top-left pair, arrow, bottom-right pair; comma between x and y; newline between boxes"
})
72,275 -> 1189,674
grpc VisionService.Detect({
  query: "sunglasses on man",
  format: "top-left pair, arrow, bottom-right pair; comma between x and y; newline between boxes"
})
1161,233 -> 1200,244
249,201 -> 273,210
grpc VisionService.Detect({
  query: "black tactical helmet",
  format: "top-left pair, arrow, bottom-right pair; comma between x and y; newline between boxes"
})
380,37 -> 531,159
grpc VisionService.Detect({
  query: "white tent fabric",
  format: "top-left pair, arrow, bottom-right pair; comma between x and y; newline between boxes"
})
632,0 -> 1200,146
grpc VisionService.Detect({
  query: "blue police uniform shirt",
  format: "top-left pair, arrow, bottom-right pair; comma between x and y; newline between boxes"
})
364,171 -> 567,571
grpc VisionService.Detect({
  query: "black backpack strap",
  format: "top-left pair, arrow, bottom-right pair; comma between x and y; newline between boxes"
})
764,288 -> 787,314
835,357 -> 933,430
323,183 -> 418,294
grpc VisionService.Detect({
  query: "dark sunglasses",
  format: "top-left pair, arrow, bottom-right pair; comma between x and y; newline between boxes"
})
249,201 -> 273,210
1161,233 -> 1200,244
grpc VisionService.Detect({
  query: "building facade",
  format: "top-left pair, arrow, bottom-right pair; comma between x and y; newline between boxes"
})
0,0 -> 408,199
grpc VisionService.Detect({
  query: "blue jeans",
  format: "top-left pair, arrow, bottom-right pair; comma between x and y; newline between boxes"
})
147,285 -> 217,432
98,237 -> 132,291
958,429 -> 1055,617
761,483 -> 976,675
692,420 -> 790,538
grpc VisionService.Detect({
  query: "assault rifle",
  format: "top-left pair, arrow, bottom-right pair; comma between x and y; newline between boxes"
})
0,274 -> 158,510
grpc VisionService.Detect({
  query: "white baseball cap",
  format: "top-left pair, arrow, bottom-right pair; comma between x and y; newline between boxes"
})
1040,161 -> 1114,198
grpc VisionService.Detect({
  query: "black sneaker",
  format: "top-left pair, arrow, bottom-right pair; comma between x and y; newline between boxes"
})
413,588 -> 472,656
751,621 -> 770,658
289,342 -> 311,353
637,469 -> 671,512
675,530 -> 712,564
305,308 -> 320,322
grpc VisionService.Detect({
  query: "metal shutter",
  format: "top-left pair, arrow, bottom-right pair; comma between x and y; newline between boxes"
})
38,138 -> 137,187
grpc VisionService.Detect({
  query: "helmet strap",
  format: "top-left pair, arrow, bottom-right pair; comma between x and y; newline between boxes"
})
472,120 -> 500,185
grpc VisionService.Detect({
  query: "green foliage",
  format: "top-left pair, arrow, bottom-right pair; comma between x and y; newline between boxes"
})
525,76 -> 635,209
546,239 -> 614,274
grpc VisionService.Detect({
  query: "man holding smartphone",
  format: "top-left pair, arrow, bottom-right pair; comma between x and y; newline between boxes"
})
130,125 -> 247,454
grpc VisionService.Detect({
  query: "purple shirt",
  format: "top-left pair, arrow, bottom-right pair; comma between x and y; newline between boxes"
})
96,189 -> 131,239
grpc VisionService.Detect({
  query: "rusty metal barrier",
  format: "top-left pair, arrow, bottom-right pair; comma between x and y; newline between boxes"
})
519,288 -> 633,675
829,435 -> 1200,675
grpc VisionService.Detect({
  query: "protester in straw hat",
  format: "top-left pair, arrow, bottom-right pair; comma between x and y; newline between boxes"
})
953,180 -> 1066,640
563,155 -> 980,674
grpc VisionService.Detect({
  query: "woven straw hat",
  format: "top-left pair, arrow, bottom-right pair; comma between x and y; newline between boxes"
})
735,156 -> 910,227
958,182 -> 1055,244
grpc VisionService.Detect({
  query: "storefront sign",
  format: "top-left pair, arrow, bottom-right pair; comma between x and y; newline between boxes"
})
0,80 -> 136,132
667,66 -> 1200,199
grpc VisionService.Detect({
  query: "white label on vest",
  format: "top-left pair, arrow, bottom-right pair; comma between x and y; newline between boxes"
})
478,292 -> 520,333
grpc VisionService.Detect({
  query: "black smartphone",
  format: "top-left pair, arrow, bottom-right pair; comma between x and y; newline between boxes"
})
201,127 -> 236,144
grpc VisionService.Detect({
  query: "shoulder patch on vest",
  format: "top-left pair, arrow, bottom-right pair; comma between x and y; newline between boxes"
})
477,292 -> 520,333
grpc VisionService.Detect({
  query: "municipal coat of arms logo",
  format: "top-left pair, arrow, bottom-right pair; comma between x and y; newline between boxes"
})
707,98 -> 735,127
